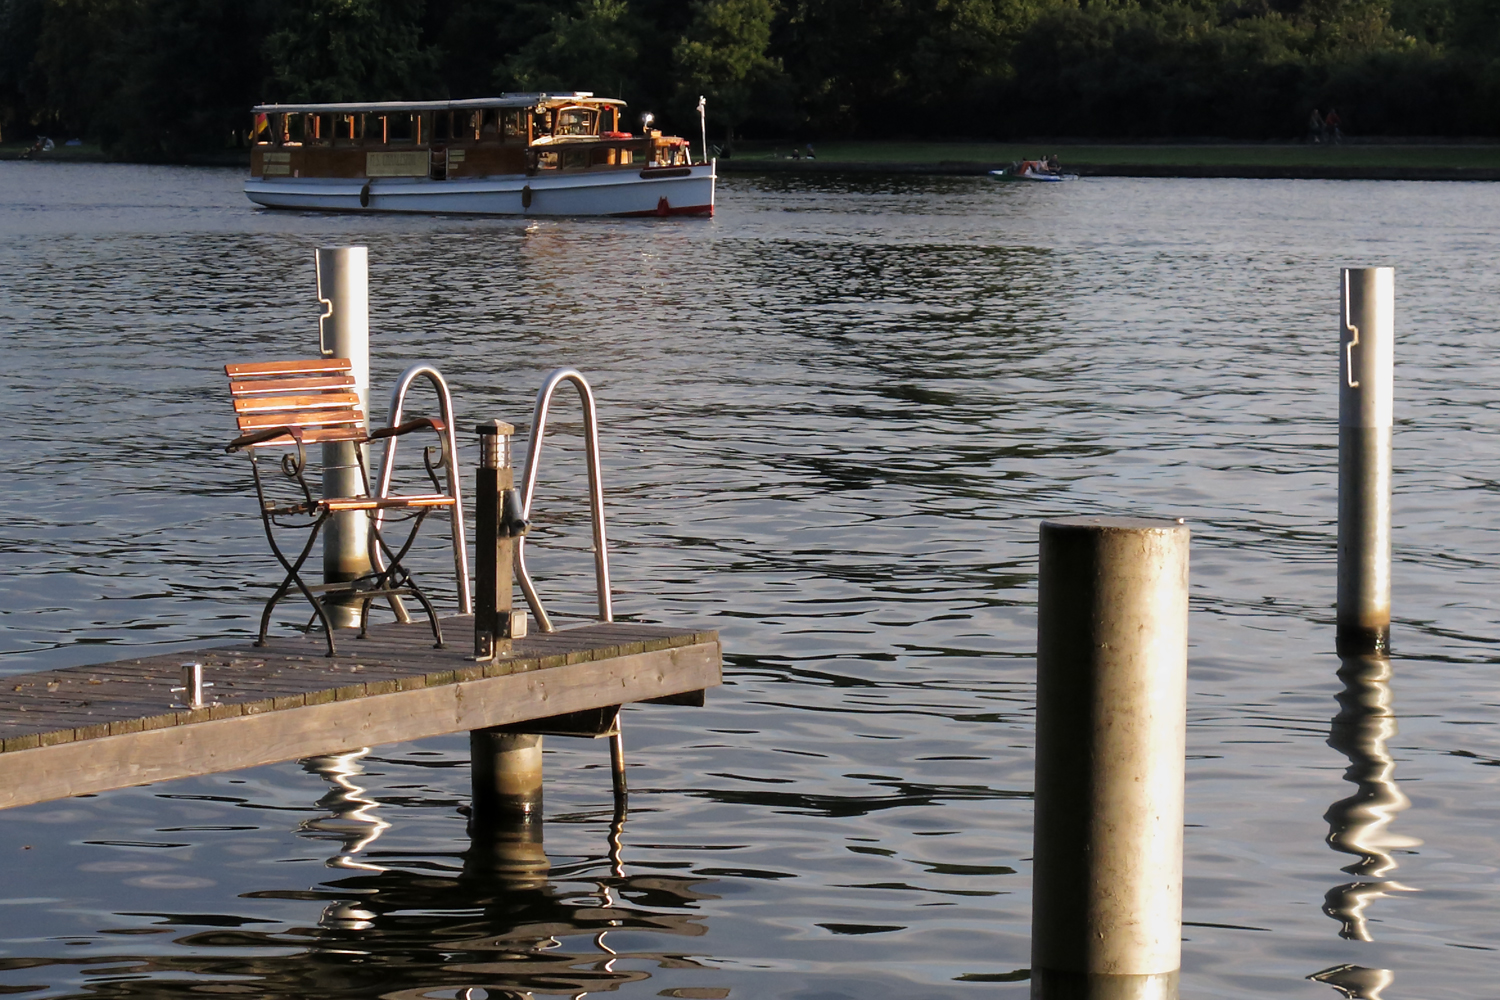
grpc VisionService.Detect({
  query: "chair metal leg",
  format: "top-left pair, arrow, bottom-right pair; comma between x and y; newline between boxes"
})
258,510 -> 338,656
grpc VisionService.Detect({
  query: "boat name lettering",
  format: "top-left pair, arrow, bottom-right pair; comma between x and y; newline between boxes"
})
263,164 -> 291,176
366,151 -> 429,177
262,151 -> 291,164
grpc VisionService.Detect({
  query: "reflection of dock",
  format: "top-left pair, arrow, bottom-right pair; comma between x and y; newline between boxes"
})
0,618 -> 720,810
1321,655 -> 1419,944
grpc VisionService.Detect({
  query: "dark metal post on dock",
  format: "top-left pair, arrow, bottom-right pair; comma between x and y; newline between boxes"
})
1338,267 -> 1395,656
316,246 -> 374,628
467,728 -> 549,886
1032,516 -> 1189,1000
475,420 -> 523,660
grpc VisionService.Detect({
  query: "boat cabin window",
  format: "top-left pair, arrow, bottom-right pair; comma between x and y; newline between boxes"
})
502,110 -> 525,142
531,109 -> 554,139
556,107 -> 596,136
387,114 -> 413,143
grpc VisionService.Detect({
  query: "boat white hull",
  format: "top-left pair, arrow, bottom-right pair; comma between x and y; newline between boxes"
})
989,169 -> 1079,183
244,162 -> 716,217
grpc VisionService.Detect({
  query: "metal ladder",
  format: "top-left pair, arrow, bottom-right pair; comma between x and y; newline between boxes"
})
373,364 -> 471,619
514,367 -> 626,797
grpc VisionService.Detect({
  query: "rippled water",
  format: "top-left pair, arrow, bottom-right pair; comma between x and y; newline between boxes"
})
2,162 -> 1500,998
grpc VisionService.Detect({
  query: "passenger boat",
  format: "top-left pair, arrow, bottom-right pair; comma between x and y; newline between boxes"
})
245,94 -> 715,217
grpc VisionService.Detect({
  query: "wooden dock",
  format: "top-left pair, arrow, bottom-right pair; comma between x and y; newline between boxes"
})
0,618 -> 720,810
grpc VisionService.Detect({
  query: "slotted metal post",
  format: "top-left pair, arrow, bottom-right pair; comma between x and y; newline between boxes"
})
316,247 -> 372,628
1338,267 -> 1395,655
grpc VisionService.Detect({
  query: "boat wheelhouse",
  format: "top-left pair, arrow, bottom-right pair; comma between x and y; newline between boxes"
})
245,93 -> 714,217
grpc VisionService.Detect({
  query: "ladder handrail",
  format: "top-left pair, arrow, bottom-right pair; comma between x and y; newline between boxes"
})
515,367 -> 612,633
373,363 -> 471,615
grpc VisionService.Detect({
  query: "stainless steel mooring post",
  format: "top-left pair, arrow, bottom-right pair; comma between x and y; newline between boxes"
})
1338,267 -> 1395,656
316,247 -> 373,628
170,661 -> 213,709
474,420 -> 527,660
1032,517 -> 1189,1000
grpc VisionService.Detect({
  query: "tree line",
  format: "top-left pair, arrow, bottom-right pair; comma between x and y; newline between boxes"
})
2,0 -> 1498,158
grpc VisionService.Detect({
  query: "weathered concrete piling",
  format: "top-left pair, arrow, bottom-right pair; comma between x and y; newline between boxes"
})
1338,267 -> 1395,656
1032,517 -> 1189,1000
315,245 -> 374,626
468,729 -> 549,885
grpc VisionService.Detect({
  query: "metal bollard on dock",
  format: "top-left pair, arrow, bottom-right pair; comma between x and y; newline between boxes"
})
1032,516 -> 1189,1000
1338,267 -> 1395,656
316,246 -> 374,627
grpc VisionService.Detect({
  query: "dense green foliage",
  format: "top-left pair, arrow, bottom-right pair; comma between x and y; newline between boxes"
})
1,0 -> 1496,157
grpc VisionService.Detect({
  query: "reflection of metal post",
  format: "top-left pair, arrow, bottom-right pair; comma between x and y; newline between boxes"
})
467,729 -> 548,886
298,749 -> 391,872
1032,517 -> 1188,1000
1338,268 -> 1394,656
1309,963 -> 1395,1000
316,247 -> 372,628
1322,655 -> 1419,941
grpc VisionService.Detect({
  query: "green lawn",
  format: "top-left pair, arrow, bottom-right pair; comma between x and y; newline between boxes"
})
732,140 -> 1500,169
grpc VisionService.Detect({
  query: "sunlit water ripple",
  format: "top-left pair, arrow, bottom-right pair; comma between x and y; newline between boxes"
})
0,162 -> 1498,998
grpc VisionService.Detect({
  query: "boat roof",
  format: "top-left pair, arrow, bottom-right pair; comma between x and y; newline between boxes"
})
252,94 -> 625,114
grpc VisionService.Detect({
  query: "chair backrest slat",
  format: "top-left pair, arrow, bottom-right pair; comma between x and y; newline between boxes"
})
233,392 -> 362,415
225,359 -> 352,378
229,374 -> 356,396
236,408 -> 365,432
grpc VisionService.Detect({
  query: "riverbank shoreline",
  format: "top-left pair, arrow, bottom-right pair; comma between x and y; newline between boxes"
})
8,140 -> 1500,180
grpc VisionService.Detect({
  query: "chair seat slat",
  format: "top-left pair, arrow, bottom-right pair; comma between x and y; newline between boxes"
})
230,375 -> 357,396
225,358 -> 353,378
323,494 -> 458,511
233,393 -> 362,415
236,408 -> 365,431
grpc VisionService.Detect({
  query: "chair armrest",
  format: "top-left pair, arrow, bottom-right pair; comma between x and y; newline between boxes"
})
226,426 -> 303,453
369,417 -> 446,440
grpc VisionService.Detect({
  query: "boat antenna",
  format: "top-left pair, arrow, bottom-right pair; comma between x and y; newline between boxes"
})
697,95 -> 707,164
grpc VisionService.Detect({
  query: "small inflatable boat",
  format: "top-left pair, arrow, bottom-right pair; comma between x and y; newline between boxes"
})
989,163 -> 1078,182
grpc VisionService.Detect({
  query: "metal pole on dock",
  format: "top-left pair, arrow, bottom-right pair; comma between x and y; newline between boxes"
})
1032,516 -> 1189,1000
316,246 -> 373,628
467,729 -> 548,885
1338,267 -> 1395,656
475,420 -> 521,660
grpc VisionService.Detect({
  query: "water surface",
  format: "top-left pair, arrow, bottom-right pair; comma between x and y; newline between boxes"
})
1,162 -> 1498,998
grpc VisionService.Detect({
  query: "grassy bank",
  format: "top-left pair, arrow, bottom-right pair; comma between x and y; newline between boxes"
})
0,141 -> 107,162
730,140 -> 1500,170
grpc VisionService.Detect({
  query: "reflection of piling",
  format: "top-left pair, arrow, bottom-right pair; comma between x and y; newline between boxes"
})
467,729 -> 549,886
1032,517 -> 1189,1000
1338,268 -> 1394,656
1322,655 -> 1419,942
316,247 -> 373,628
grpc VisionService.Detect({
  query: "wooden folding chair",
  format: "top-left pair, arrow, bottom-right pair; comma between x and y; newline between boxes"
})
223,358 -> 457,656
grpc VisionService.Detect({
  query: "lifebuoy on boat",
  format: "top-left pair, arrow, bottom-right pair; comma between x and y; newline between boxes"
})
656,196 -> 670,217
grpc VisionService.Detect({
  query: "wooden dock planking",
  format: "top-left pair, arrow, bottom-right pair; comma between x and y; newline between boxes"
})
0,618 -> 720,810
